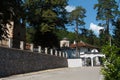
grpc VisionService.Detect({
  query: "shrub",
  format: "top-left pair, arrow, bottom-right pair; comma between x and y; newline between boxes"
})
101,44 -> 120,80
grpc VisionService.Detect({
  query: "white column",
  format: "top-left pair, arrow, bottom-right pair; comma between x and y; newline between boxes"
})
50,49 -> 53,55
59,51 -> 61,57
63,52 -> 65,57
20,41 -> 24,50
55,50 -> 57,56
91,57 -> 94,67
95,57 -> 100,66
45,47 -> 48,54
30,44 -> 34,52
8,38 -> 13,48
38,46 -> 42,53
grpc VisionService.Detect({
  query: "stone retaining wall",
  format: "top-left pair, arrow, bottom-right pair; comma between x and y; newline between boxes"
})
0,47 -> 68,77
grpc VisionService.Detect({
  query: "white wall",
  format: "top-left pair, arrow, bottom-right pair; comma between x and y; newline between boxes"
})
67,59 -> 82,67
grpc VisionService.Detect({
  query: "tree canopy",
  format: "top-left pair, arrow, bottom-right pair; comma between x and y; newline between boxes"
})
24,0 -> 68,47
24,0 -> 68,32
0,0 -> 23,40
2,0 -> 120,48
94,0 -> 119,35
68,6 -> 86,42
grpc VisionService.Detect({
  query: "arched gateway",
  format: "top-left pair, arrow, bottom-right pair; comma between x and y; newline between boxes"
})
80,53 -> 105,67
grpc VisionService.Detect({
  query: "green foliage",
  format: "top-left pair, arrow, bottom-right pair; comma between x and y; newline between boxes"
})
99,29 -> 108,46
94,0 -> 120,41
24,0 -> 68,47
68,6 -> 86,43
85,30 -> 99,46
68,6 -> 86,27
26,27 -> 59,48
94,0 -> 119,21
26,27 -> 35,43
55,29 -> 76,42
0,0 -> 23,40
55,29 -> 100,46
24,0 -> 68,33
113,19 -> 120,47
101,44 -> 120,80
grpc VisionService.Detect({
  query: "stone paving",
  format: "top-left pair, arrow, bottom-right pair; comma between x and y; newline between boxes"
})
1,67 -> 103,80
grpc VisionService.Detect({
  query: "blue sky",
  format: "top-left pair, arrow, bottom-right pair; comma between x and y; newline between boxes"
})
66,0 -> 120,36
68,0 -> 97,26
66,0 -> 104,35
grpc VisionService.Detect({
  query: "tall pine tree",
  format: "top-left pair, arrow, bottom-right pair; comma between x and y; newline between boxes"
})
94,0 -> 119,45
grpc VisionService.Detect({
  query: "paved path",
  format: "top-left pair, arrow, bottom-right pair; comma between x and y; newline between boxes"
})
1,67 -> 103,80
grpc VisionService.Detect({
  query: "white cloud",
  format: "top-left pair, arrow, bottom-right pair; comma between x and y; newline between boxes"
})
65,5 -> 76,12
89,23 -> 104,35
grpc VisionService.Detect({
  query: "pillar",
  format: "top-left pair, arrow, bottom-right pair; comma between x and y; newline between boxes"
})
91,57 -> 94,67
30,43 -> 34,52
95,57 -> 100,66
20,41 -> 24,50
8,38 -> 13,48
55,50 -> 57,56
38,46 -> 42,53
59,51 -> 61,57
62,52 -> 65,57
45,47 -> 48,54
50,49 -> 53,55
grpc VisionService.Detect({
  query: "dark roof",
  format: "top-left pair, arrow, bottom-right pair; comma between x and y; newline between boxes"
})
70,41 -> 98,49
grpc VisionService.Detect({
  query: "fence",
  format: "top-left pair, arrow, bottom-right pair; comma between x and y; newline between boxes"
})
4,38 -> 68,58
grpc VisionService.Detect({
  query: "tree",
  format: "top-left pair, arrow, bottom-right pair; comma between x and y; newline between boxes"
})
113,19 -> 120,47
0,0 -> 24,40
26,27 -> 35,43
55,29 -> 76,43
24,0 -> 68,47
68,6 -> 86,41
86,30 -> 97,45
99,29 -> 106,46
94,0 -> 119,43
68,6 -> 86,57
24,0 -> 68,32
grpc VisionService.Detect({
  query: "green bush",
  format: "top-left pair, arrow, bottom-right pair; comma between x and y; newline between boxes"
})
101,44 -> 120,80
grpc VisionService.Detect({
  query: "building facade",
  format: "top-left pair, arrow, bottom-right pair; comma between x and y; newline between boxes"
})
60,39 -> 105,67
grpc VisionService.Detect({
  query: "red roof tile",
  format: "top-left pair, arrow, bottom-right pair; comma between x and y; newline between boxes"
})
70,41 -> 98,48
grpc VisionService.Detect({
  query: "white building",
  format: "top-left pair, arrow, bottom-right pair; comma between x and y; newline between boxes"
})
60,39 -> 105,67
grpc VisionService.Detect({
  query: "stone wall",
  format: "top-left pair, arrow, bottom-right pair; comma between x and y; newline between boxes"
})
0,47 -> 68,77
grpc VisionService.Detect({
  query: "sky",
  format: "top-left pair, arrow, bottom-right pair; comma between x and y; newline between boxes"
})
65,0 -> 104,36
